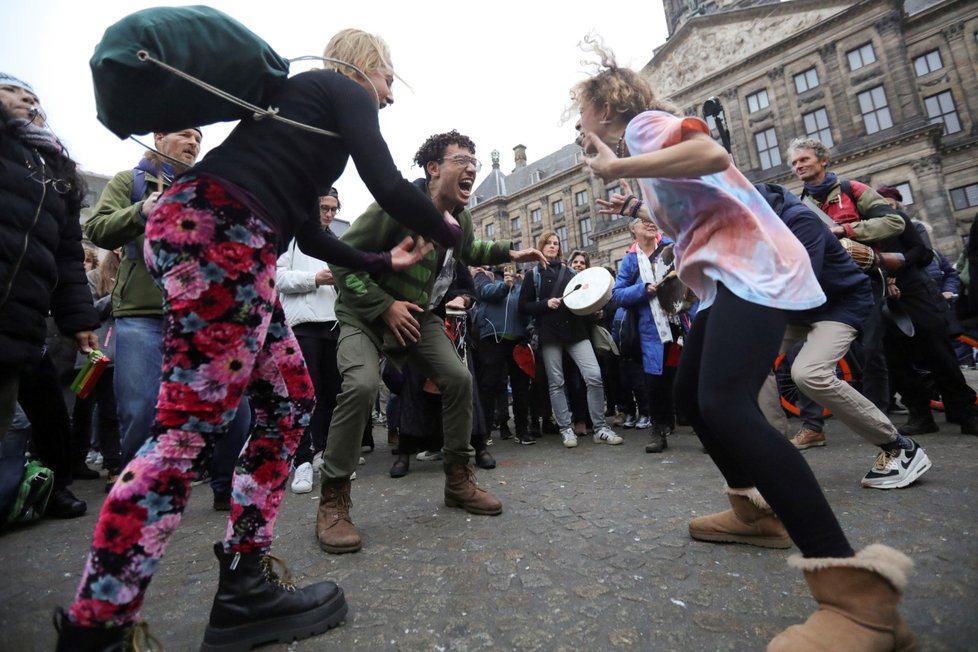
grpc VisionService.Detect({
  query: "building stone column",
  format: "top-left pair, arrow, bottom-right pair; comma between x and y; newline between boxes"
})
874,9 -> 924,125
911,154 -> 960,256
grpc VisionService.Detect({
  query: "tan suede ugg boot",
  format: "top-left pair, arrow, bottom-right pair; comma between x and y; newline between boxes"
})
768,543 -> 916,651
688,486 -> 792,549
444,462 -> 502,515
317,478 -> 362,554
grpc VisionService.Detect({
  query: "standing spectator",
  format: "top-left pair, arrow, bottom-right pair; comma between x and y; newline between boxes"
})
474,265 -> 533,444
277,188 -> 344,494
84,127 -> 250,511
519,232 -> 621,448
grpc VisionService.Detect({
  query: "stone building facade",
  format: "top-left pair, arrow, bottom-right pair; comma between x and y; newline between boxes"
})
470,0 -> 978,270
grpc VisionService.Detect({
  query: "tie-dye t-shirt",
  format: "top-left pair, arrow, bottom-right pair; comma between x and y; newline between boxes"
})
625,111 -> 825,312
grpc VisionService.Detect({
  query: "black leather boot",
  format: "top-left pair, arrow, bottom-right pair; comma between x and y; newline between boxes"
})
201,543 -> 347,651
53,608 -> 132,651
390,452 -> 410,478
901,405 -> 939,436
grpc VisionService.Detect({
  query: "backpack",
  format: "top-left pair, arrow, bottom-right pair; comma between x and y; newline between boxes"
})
2,460 -> 54,529
91,5 -> 290,138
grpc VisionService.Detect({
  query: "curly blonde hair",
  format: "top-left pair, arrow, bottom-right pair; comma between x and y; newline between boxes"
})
564,34 -> 676,124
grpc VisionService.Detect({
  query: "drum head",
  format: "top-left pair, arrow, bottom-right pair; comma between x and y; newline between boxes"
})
563,267 -> 614,316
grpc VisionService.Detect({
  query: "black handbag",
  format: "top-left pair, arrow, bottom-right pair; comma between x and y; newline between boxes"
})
618,308 -> 643,360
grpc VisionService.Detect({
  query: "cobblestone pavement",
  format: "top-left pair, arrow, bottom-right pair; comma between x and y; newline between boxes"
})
2,412 -> 977,651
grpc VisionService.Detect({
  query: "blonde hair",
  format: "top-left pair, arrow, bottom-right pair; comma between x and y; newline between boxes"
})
565,34 -> 676,125
323,29 -> 393,80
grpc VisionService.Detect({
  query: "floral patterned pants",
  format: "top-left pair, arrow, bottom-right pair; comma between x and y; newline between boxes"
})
70,177 -> 314,627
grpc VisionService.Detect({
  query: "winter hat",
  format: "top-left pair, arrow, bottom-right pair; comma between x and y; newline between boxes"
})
0,73 -> 36,95
876,186 -> 903,203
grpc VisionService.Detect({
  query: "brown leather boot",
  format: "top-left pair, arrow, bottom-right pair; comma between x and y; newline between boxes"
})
316,479 -> 362,554
768,544 -> 916,651
688,486 -> 792,549
444,462 -> 502,515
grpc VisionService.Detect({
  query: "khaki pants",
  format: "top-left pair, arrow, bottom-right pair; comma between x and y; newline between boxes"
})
759,320 -> 898,446
323,313 -> 474,479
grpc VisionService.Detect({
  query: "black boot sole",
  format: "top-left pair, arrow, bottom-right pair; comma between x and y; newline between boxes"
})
200,588 -> 347,651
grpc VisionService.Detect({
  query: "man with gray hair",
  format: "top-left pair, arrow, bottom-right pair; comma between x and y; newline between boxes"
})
785,136 -> 904,449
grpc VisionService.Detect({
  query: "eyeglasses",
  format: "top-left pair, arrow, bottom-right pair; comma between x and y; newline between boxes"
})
319,205 -> 340,214
439,154 -> 482,173
25,157 -> 72,195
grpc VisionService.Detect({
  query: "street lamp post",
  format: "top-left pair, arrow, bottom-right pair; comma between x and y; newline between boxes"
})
702,96 -> 732,161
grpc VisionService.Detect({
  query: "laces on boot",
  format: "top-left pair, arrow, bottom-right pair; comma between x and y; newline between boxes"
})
132,621 -> 164,652
260,553 -> 297,591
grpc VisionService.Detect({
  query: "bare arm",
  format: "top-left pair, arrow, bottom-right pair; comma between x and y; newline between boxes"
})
583,131 -> 730,182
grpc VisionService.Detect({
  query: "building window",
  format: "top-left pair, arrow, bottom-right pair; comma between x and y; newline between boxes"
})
793,67 -> 819,94
924,91 -> 962,135
893,182 -> 914,207
847,42 -> 876,71
485,223 -> 495,239
579,217 -> 593,247
913,50 -> 943,76
552,199 -> 564,216
555,226 -> 569,254
857,86 -> 893,134
950,183 -> 978,211
746,89 -> 769,114
802,108 -> 833,148
512,240 -> 521,251
511,216 -> 521,233
530,208 -> 541,223
754,127 -> 781,170
575,189 -> 589,206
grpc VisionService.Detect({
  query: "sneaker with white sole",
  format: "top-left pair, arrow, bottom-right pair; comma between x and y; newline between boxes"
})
593,427 -> 624,445
290,462 -> 314,494
622,414 -> 637,429
861,438 -> 932,489
560,427 -> 578,448
634,415 -> 652,430
312,450 -> 325,473
416,450 -> 443,461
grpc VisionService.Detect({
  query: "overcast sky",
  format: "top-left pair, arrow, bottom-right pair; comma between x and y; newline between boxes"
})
2,1 -> 668,217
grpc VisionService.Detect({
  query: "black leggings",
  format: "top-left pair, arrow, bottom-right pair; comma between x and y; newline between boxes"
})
674,285 -> 853,559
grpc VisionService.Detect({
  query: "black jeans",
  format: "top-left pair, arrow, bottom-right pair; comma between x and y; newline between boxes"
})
674,285 -> 852,559
618,358 -> 649,416
477,338 -> 530,435
17,354 -> 73,490
71,367 -> 122,472
294,330 -> 341,465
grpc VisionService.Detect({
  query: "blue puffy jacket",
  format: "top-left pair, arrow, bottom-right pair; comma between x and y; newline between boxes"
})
611,240 -> 675,376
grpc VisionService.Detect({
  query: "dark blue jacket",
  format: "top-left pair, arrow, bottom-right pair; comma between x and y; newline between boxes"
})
610,240 -> 674,375
755,183 -> 872,330
473,270 -> 529,341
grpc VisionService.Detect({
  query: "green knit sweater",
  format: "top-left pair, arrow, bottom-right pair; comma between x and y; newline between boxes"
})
333,180 -> 512,347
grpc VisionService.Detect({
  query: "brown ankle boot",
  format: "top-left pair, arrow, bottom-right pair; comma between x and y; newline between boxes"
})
444,462 -> 502,515
768,544 -> 916,651
316,479 -> 362,554
688,486 -> 792,549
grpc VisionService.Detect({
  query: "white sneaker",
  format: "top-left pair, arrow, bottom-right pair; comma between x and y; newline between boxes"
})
593,427 -> 624,445
861,439 -> 932,489
359,456 -> 366,466
416,450 -> 443,461
635,415 -> 652,430
350,470 -> 357,481
290,462 -> 314,494
560,427 -> 578,448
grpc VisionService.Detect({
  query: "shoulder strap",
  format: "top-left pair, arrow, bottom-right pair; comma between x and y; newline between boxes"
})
131,168 -> 147,204
840,180 -> 856,206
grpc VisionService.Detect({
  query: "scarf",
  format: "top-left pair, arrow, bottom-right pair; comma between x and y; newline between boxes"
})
635,241 -> 673,344
803,172 -> 838,202
6,115 -> 65,158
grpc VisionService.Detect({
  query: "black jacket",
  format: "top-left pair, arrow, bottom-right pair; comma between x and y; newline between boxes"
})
518,261 -> 590,344
0,127 -> 98,365
755,183 -> 872,331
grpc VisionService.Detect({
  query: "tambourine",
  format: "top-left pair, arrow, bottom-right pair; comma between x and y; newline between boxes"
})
562,266 -> 613,316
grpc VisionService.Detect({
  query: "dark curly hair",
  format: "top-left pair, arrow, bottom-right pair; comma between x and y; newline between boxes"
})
413,130 -> 476,181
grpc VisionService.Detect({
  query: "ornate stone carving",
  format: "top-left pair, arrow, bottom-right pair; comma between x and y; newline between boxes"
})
647,7 -> 843,96
941,23 -> 964,40
909,155 -> 942,176
817,42 -> 837,59
797,89 -> 826,106
873,11 -> 903,36
766,65 -> 784,80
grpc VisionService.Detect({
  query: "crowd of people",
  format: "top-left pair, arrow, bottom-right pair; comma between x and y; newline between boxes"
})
0,23 -> 974,652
